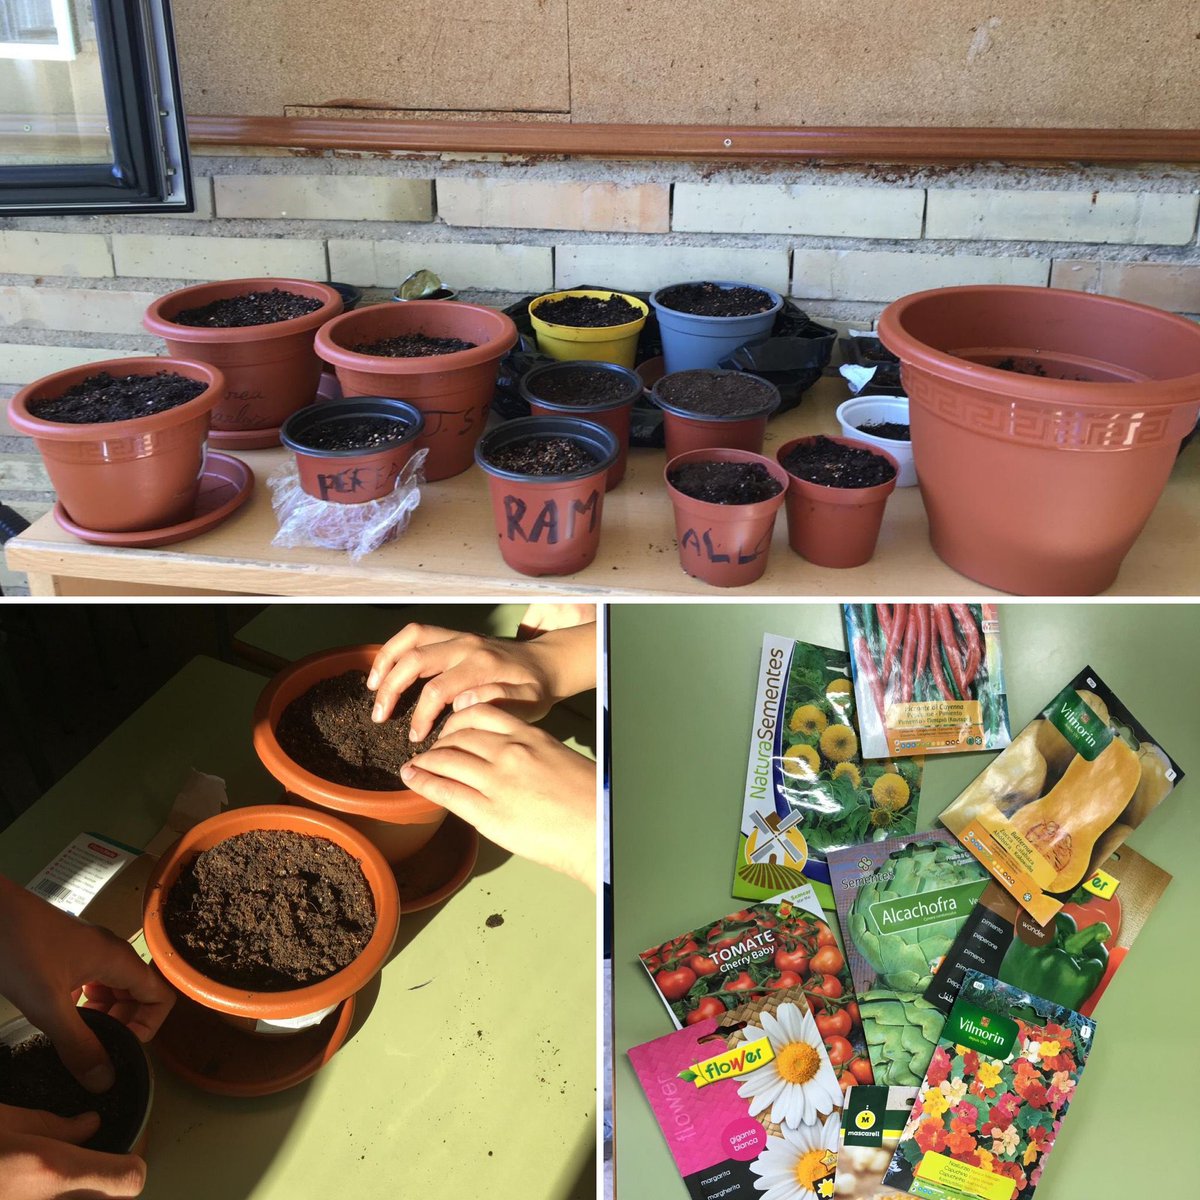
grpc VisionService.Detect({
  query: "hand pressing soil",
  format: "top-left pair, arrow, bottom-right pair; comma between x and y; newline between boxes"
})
655,282 -> 774,317
525,365 -> 632,406
856,420 -> 910,441
667,461 -> 783,504
485,436 -> 599,476
533,294 -> 642,327
350,333 -> 476,357
29,371 -> 206,424
295,415 -> 410,452
781,436 -> 896,488
656,371 -> 775,417
163,829 -> 376,990
173,288 -> 323,328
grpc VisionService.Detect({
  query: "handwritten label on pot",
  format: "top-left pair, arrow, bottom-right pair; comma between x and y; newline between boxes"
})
680,527 -> 770,564
316,463 -> 398,501
503,491 -> 600,543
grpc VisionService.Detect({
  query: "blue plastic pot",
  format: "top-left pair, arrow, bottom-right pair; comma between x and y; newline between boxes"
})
649,281 -> 783,373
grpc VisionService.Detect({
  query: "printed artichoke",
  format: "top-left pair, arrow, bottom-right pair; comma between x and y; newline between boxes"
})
859,989 -> 947,1087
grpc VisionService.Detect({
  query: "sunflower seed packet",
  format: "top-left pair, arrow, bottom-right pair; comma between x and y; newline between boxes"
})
628,988 -> 843,1200
734,634 -> 923,911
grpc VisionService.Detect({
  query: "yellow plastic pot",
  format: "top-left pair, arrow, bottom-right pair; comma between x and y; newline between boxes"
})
528,289 -> 648,369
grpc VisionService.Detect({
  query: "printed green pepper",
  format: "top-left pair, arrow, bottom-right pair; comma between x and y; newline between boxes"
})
997,913 -> 1111,1011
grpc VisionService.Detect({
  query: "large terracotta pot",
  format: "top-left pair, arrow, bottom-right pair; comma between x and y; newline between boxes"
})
878,285 -> 1200,595
253,646 -> 448,863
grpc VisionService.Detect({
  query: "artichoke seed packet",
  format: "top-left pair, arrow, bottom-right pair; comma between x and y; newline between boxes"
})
883,970 -> 1097,1200
838,1084 -> 919,1200
734,633 -> 923,911
842,604 -> 1012,760
926,844 -> 1171,1018
827,832 -> 989,1086
939,665 -> 1183,926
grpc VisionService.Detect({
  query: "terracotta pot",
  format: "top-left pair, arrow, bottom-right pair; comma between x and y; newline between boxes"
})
475,416 -> 618,577
877,285 -> 1200,594
143,278 -> 342,445
314,301 -> 518,481
7,356 -> 223,533
519,360 -> 641,489
650,369 -> 781,460
664,447 -> 789,587
280,397 -> 424,504
777,435 -> 899,568
527,289 -> 649,369
143,804 -> 399,1037
253,646 -> 449,863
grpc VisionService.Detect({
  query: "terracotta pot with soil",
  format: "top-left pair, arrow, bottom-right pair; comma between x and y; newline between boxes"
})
877,284 -> 1200,594
527,289 -> 649,369
475,416 -> 619,576
143,804 -> 399,1038
777,434 -> 899,568
143,278 -> 342,450
649,281 -> 783,373
7,357 -> 223,533
315,301 -> 518,481
519,360 -> 641,489
664,447 -> 789,587
650,368 -> 781,459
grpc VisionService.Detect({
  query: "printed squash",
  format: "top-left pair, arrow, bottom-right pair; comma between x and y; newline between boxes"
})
946,724 -> 1047,825
1033,690 -> 1111,781
1009,736 -> 1142,892
1121,742 -> 1174,826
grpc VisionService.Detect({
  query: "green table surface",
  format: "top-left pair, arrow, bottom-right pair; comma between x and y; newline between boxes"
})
0,655 -> 596,1200
610,603 -> 1200,1200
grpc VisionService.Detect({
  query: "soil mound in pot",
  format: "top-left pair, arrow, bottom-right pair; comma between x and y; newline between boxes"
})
485,435 -> 599,476
656,371 -> 774,416
533,294 -> 643,327
781,435 -> 896,488
655,282 -> 774,317
294,414 -> 409,452
276,669 -> 452,790
668,460 -> 784,504
28,370 -> 206,424
350,333 -> 477,357
172,288 -> 323,328
524,365 -> 631,406
164,829 -> 376,990
856,420 -> 910,441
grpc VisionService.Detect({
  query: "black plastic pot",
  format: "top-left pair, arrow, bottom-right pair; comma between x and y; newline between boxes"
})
330,283 -> 363,311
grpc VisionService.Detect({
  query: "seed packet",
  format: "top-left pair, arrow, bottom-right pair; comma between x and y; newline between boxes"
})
883,970 -> 1097,1200
843,605 -> 1011,760
939,665 -> 1183,925
628,987 -> 844,1200
838,1085 -> 919,1200
925,844 -> 1171,1017
734,634 -> 923,910
826,833 -> 988,1086
639,886 -> 874,1088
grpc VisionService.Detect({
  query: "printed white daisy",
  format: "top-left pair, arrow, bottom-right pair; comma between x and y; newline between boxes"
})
749,1112 -> 840,1200
736,1002 -> 842,1129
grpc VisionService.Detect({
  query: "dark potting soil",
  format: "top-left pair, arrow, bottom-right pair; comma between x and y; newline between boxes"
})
533,293 -> 642,327
163,828 -> 376,990
860,340 -> 899,364
350,333 -> 476,357
29,371 -> 206,425
657,371 -> 773,417
0,1023 -> 141,1154
781,435 -> 896,488
995,356 -> 1049,377
298,415 -> 409,452
276,669 -> 452,791
655,282 -> 774,318
667,461 -> 783,505
857,420 -> 911,441
486,436 -> 599,476
525,364 -> 631,406
173,288 -> 322,328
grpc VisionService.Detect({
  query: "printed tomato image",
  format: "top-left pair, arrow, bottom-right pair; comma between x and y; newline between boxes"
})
654,965 -> 696,1001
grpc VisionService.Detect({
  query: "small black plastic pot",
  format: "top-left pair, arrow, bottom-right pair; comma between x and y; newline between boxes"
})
329,283 -> 363,311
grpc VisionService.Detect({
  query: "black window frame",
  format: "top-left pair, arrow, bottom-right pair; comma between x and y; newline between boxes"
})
0,0 -> 192,215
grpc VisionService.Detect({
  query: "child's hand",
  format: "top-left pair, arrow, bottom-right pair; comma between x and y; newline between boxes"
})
518,603 -> 596,638
399,704 -> 597,892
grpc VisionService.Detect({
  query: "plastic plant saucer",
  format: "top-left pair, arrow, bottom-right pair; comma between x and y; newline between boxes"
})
208,424 -> 284,450
152,992 -> 355,1098
393,813 -> 479,913
53,452 -> 253,548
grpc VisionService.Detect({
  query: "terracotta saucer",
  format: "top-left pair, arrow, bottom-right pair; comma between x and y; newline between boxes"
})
394,813 -> 479,912
53,452 -> 253,548
152,992 -> 355,1098
208,424 -> 283,450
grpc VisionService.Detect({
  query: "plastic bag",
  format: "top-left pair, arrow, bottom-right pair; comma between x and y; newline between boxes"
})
268,450 -> 427,560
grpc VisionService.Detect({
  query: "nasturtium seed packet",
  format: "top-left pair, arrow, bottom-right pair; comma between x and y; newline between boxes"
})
734,634 -> 923,911
838,1084 -> 919,1200
883,970 -> 1097,1200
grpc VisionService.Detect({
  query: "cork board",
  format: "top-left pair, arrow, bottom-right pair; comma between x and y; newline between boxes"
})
174,0 -> 1200,129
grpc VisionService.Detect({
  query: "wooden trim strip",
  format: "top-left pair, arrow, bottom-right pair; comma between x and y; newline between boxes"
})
187,115 -> 1200,163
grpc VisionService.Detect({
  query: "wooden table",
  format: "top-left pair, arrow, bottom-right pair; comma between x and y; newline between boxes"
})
7,376 -> 1199,596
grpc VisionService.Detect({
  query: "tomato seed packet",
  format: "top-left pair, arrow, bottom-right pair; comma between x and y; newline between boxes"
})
883,970 -> 1097,1200
843,604 -> 1012,760
838,1085 -> 919,1200
628,988 -> 843,1200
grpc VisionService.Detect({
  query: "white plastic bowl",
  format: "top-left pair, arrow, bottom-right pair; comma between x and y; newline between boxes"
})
835,394 -> 916,487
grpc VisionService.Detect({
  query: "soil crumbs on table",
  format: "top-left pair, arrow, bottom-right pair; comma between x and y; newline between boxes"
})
657,371 -> 773,417
668,461 -> 783,504
781,435 -> 896,488
526,364 -> 630,406
655,281 -> 774,317
487,436 -> 599,476
173,288 -> 322,328
29,371 -> 205,424
299,415 -> 409,452
164,829 -> 376,990
534,293 -> 642,327
0,1024 -> 141,1153
351,333 -> 476,357
857,420 -> 910,441
486,913 -> 505,928
277,669 -> 452,790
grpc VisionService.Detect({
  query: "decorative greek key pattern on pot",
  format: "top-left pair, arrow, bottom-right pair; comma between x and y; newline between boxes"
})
45,422 -> 202,464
